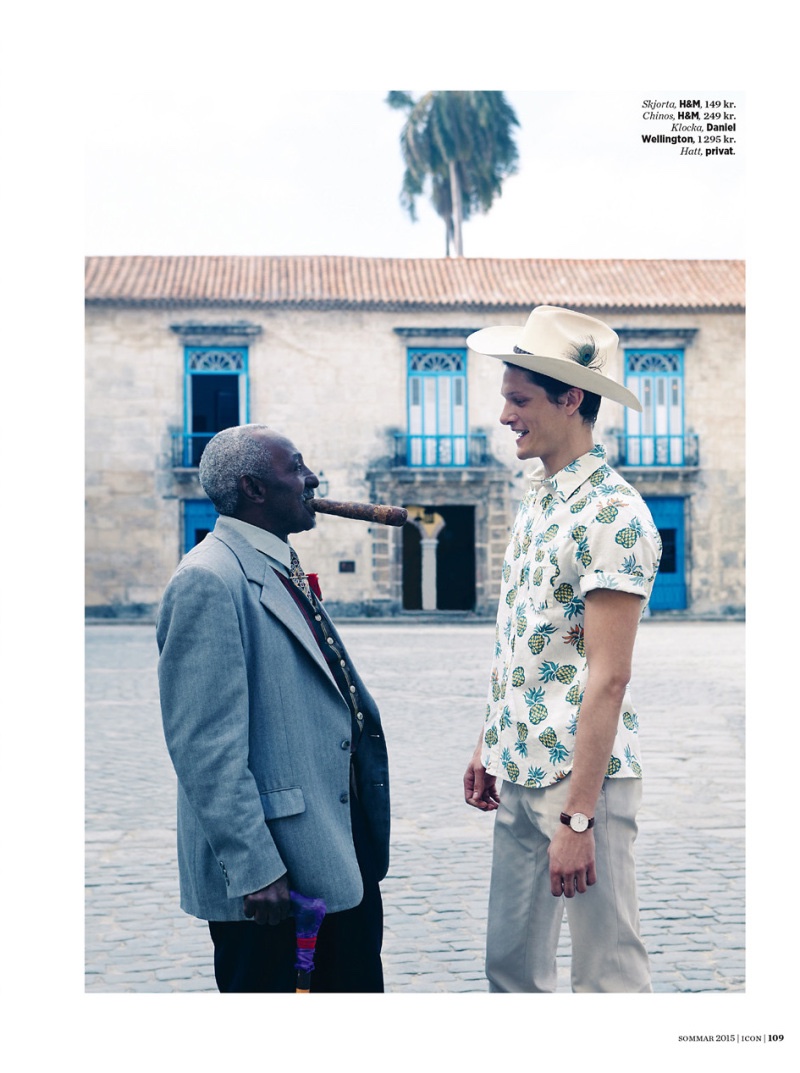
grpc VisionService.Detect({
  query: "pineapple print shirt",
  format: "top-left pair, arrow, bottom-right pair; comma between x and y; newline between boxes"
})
481,444 -> 661,789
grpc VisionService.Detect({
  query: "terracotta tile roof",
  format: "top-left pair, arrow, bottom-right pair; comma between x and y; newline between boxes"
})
84,255 -> 745,312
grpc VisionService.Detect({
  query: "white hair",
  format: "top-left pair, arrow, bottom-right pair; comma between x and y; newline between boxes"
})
198,424 -> 273,515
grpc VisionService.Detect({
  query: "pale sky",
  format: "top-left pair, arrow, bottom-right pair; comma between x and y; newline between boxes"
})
85,89 -> 744,261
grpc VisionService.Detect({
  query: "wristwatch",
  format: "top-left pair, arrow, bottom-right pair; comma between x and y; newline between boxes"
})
560,811 -> 594,833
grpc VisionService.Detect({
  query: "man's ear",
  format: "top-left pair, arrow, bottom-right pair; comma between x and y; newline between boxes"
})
239,474 -> 267,503
562,386 -> 584,416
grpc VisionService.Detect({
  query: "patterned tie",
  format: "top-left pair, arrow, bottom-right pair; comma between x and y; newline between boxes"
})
289,546 -> 313,600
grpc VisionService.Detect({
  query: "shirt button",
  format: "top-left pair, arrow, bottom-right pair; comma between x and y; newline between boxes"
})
327,637 -> 334,645
349,685 -> 356,693
356,712 -> 364,722
340,660 -> 346,667
315,615 -> 322,622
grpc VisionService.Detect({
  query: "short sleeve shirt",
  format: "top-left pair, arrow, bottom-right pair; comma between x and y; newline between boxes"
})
481,444 -> 662,789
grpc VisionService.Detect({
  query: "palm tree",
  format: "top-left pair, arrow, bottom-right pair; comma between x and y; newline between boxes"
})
386,91 -> 519,256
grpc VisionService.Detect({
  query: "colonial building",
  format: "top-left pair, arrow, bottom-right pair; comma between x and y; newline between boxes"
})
85,255 -> 745,619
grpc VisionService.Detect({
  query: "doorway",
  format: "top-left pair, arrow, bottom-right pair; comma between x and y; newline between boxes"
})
189,373 -> 240,465
645,496 -> 687,610
183,500 -> 218,554
402,504 -> 475,610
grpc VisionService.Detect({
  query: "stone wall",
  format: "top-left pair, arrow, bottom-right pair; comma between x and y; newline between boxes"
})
85,303 -> 744,617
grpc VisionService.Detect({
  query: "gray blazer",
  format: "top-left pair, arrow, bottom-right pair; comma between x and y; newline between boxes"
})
156,522 -> 390,921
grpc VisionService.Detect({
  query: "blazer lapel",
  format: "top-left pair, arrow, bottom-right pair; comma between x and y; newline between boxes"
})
210,524 -> 334,682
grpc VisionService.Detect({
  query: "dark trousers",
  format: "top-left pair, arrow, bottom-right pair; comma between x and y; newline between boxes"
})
209,794 -> 384,993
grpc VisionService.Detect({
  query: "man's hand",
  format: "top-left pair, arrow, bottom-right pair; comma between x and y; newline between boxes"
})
464,743 -> 501,812
243,873 -> 291,925
548,825 -> 597,898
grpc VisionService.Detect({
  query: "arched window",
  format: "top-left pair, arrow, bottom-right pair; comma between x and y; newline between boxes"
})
624,349 -> 684,465
183,347 -> 249,465
407,348 -> 468,466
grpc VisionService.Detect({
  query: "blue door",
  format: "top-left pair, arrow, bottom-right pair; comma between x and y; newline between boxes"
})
645,496 -> 686,611
184,500 -> 218,554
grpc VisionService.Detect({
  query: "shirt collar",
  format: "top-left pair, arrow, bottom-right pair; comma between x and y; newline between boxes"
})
528,443 -> 609,502
216,516 -> 293,571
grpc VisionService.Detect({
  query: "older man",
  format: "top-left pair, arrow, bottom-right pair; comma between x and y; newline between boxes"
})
464,306 -> 661,993
157,424 -> 390,992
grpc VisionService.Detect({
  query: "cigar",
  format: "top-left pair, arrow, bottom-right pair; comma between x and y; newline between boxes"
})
311,498 -> 408,527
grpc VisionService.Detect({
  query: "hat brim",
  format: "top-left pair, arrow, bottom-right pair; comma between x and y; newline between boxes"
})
468,325 -> 643,412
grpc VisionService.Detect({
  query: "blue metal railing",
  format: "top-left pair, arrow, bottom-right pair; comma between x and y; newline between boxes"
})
171,432 -> 215,468
393,431 -> 488,468
172,430 -> 493,470
606,431 -> 699,468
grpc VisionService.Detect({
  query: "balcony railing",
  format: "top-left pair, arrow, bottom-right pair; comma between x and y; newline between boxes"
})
606,431 -> 700,468
172,430 -> 492,470
171,432 -> 215,468
392,431 -> 489,468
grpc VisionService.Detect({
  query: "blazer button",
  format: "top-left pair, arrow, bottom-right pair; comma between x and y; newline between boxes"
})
341,739 -> 351,750
340,792 -> 349,803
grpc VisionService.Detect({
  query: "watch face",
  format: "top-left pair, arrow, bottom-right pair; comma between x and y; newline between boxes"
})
570,813 -> 589,832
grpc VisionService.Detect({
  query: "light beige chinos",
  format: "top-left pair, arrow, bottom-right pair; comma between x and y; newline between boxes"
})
485,774 -> 652,993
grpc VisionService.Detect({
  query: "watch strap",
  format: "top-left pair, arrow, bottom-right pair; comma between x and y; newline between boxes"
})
560,811 -> 595,830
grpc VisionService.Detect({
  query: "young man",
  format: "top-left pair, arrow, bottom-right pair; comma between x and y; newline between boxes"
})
157,424 -> 390,992
463,306 -> 661,993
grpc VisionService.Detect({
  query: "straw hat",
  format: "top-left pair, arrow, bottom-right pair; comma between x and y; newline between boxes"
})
467,305 -> 642,411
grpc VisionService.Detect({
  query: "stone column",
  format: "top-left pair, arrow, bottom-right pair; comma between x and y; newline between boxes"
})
406,507 -> 446,611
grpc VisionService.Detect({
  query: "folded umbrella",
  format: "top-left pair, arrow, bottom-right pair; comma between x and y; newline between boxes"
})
289,891 -> 327,993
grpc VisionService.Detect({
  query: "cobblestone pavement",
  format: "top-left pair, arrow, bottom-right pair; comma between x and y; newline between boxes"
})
85,619 -> 744,994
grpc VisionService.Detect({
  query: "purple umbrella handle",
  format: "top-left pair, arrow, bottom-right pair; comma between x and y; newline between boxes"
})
290,890 -> 327,992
